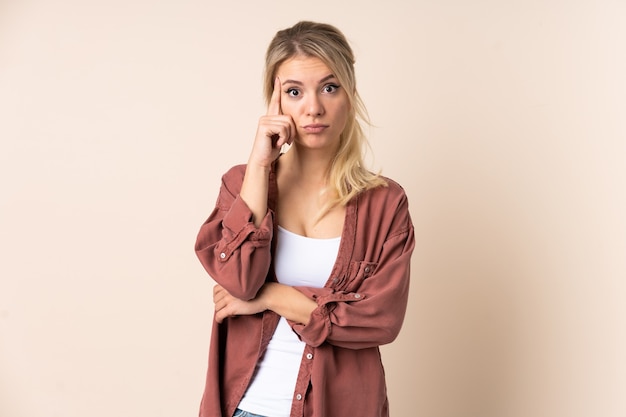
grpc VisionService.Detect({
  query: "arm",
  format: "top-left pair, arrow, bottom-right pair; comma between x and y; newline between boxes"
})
213,282 -> 317,325
195,78 -> 295,300
210,186 -> 415,346
240,76 -> 294,227
195,170 -> 274,300
291,192 -> 415,349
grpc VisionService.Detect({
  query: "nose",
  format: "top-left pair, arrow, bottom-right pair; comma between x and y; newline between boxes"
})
306,94 -> 324,117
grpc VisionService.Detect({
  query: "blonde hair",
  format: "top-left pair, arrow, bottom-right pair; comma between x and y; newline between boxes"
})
264,21 -> 387,211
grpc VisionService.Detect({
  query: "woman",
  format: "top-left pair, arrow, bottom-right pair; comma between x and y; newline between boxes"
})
195,21 -> 415,417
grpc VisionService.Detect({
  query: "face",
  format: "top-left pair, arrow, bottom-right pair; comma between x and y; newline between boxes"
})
275,56 -> 351,152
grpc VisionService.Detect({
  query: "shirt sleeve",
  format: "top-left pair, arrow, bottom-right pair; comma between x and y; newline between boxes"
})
195,167 -> 274,301
290,192 -> 415,350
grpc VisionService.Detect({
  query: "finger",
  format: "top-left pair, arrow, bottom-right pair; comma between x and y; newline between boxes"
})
212,284 -> 222,302
285,116 -> 296,146
273,117 -> 295,148
214,309 -> 224,323
263,119 -> 289,147
215,301 -> 235,324
213,298 -> 228,323
213,294 -> 225,311
267,77 -> 282,116
213,285 -> 230,305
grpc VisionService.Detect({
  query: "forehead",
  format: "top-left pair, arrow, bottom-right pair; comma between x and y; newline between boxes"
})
277,56 -> 334,81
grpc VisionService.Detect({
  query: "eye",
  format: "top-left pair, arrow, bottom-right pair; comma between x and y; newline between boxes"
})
286,88 -> 300,97
323,84 -> 340,93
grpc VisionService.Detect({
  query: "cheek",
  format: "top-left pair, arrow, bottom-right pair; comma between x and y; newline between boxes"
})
334,94 -> 351,120
335,102 -> 350,125
279,96 -> 301,115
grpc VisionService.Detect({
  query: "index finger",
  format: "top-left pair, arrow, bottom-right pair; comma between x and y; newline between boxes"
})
267,77 -> 282,116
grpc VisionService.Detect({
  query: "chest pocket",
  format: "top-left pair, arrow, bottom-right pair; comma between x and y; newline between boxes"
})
337,260 -> 378,293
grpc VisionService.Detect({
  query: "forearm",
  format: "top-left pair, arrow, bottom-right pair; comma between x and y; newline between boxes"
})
261,283 -> 317,325
240,163 -> 270,227
291,228 -> 415,349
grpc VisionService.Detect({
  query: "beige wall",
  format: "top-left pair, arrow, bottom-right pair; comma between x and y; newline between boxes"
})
1,1 -> 625,416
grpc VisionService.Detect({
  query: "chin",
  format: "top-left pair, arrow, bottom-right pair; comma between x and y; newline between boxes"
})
297,137 -> 336,150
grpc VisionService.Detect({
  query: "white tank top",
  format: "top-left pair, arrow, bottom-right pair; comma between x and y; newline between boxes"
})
237,226 -> 341,417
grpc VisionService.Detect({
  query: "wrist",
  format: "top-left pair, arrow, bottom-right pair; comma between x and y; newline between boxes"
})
260,282 -> 279,311
246,157 -> 273,172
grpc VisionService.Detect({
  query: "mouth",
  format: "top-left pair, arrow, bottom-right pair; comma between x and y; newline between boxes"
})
302,124 -> 329,133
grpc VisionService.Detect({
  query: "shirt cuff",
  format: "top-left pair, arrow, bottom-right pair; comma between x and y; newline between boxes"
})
290,287 -> 365,347
215,195 -> 273,261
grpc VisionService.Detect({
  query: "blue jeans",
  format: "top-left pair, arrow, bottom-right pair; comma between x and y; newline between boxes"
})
232,408 -> 267,417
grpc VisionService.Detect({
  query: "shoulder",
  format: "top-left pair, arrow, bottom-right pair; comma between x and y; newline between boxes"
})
221,164 -> 247,181
380,176 -> 407,196
213,164 -> 248,201
219,164 -> 247,187
360,176 -> 409,206
357,176 -> 413,233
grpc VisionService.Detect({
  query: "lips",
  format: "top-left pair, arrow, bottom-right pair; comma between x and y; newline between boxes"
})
302,124 -> 329,133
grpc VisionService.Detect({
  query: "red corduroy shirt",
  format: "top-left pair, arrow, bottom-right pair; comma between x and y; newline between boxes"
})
195,163 -> 415,417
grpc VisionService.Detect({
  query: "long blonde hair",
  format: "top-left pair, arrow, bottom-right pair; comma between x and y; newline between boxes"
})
264,21 -> 387,211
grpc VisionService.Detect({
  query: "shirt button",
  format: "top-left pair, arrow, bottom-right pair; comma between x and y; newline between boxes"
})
364,267 -> 370,273
354,293 -> 361,299
219,252 -> 226,259
306,353 -> 313,360
296,394 -> 302,401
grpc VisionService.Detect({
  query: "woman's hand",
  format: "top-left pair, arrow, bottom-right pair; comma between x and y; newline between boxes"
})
213,284 -> 267,323
240,77 -> 296,226
248,77 -> 296,168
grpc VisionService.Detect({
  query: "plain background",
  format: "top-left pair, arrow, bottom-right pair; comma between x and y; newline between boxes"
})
1,1 -> 625,416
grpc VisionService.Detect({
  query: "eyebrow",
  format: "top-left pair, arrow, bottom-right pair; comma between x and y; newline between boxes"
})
282,74 -> 338,86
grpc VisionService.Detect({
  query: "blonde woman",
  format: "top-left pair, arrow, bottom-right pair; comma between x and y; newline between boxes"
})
195,21 -> 415,417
